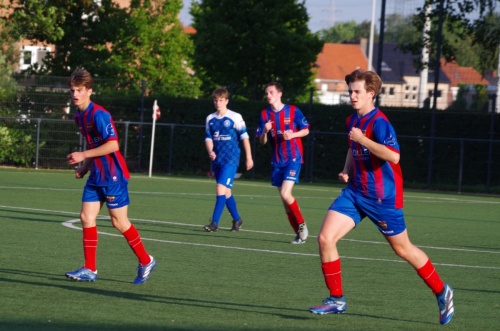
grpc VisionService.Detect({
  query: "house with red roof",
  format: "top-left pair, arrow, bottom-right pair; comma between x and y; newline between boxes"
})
314,43 -> 368,105
440,59 -> 490,109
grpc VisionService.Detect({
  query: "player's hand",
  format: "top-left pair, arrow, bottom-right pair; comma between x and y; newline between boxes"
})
75,166 -> 88,179
349,127 -> 365,143
338,172 -> 349,183
208,151 -> 216,161
246,158 -> 254,171
67,151 -> 85,165
264,120 -> 273,133
283,130 -> 294,140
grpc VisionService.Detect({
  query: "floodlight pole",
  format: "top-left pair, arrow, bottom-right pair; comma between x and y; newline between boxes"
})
367,0 -> 376,71
427,0 -> 444,186
375,0 -> 386,108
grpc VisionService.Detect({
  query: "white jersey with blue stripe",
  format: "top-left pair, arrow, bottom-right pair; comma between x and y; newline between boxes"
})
205,110 -> 249,166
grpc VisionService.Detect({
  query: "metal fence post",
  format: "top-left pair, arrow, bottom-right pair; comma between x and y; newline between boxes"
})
35,118 -> 41,169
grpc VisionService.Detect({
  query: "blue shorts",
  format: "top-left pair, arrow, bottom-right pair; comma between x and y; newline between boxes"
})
82,181 -> 130,209
213,163 -> 237,188
329,187 -> 406,236
271,162 -> 302,187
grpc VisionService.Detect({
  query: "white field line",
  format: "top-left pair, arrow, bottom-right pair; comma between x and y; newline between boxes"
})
0,204 -> 498,270
1,184 -> 500,204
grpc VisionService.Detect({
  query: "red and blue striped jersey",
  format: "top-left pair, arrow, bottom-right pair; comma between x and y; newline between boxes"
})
74,102 -> 130,186
256,104 -> 309,167
346,108 -> 404,208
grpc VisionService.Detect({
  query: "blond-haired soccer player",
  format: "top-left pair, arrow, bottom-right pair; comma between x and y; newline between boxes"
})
203,87 -> 253,232
309,69 -> 454,325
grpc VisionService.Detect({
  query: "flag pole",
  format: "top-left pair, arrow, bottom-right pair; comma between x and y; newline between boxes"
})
148,100 -> 159,177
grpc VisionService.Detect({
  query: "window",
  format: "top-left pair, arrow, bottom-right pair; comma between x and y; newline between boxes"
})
428,90 -> 442,98
389,87 -> 395,96
23,51 -> 32,65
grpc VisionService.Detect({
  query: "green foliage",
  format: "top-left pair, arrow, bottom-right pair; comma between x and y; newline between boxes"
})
316,19 -> 379,43
409,0 -> 500,73
8,0 -> 66,42
191,0 -> 324,101
0,9 -> 19,101
0,125 -> 44,167
109,0 -> 202,98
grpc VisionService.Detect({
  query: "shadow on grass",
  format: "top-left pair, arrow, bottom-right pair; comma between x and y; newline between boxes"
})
0,267 -> 436,330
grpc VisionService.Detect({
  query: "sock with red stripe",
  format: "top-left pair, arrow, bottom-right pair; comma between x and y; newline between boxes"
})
322,259 -> 343,297
83,226 -> 98,272
122,224 -> 151,266
416,259 -> 445,294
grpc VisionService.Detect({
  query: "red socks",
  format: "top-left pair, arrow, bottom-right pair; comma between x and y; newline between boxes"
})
286,211 -> 299,233
285,199 -> 305,234
83,226 -> 98,272
322,259 -> 343,297
123,224 -> 151,266
417,259 -> 445,294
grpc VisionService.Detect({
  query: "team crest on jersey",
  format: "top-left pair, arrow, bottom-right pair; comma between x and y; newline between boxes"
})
106,123 -> 115,136
289,170 -> 296,177
385,133 -> 397,146
377,220 -> 388,229
106,195 -> 115,203
284,118 -> 290,124
224,119 -> 231,127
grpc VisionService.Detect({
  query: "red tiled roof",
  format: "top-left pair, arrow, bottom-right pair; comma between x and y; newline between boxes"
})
440,59 -> 488,86
315,43 -> 368,81
183,26 -> 197,35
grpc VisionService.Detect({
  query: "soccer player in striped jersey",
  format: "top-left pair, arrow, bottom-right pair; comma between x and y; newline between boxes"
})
204,87 -> 254,232
309,69 -> 454,325
256,82 -> 310,244
65,68 -> 157,284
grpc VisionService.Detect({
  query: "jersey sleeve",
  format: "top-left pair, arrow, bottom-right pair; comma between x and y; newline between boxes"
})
294,107 -> 310,130
205,114 -> 214,142
95,110 -> 118,142
233,113 -> 250,140
373,118 -> 400,153
255,110 -> 266,138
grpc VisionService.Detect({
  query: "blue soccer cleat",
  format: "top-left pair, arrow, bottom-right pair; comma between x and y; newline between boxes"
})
65,267 -> 98,282
309,296 -> 347,314
133,255 -> 157,285
437,284 -> 454,325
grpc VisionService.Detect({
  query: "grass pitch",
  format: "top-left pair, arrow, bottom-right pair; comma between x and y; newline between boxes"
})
0,168 -> 499,330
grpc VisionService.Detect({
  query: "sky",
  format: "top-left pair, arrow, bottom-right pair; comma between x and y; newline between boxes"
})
179,0 -> 423,33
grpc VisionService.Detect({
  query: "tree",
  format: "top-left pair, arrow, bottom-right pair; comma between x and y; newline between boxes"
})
409,0 -> 500,74
384,13 -> 420,44
109,0 -> 201,97
316,20 -> 377,43
190,0 -> 323,101
8,0 -> 124,76
0,10 -> 18,103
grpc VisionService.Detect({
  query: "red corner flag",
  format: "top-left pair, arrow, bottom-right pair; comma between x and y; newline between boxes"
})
153,100 -> 161,120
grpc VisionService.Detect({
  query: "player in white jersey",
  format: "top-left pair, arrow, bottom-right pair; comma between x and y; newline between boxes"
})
204,87 -> 254,232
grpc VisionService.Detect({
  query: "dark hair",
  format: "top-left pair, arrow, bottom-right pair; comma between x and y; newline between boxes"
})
68,68 -> 93,89
345,69 -> 382,97
212,87 -> 229,99
265,81 -> 283,93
